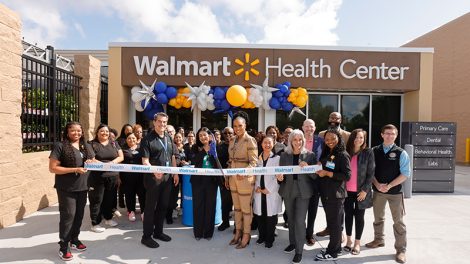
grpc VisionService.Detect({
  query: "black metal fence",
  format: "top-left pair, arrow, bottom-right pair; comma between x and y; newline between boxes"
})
100,74 -> 108,125
21,46 -> 81,152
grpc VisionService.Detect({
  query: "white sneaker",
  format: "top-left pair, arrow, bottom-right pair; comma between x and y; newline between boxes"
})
172,209 -> 178,219
177,208 -> 183,216
128,211 -> 136,222
91,225 -> 105,233
113,210 -> 122,218
104,219 -> 118,227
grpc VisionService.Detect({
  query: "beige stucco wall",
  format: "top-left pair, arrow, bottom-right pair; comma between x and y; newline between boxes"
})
108,47 -> 128,131
404,13 -> 470,162
75,54 -> 102,139
0,3 -> 57,228
403,52 -> 433,122
0,4 -> 103,228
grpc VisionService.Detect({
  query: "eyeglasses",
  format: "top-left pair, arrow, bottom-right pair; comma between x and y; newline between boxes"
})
383,132 -> 396,136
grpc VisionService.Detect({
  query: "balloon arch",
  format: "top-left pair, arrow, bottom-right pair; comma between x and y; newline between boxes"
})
130,76 -> 308,120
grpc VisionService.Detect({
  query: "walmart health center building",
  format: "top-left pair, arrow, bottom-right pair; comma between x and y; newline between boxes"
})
106,43 -> 433,147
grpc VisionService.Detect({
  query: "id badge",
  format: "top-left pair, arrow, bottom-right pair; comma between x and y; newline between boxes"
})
326,161 -> 335,170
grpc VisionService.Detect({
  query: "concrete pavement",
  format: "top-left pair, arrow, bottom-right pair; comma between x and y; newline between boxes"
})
1,165 -> 470,263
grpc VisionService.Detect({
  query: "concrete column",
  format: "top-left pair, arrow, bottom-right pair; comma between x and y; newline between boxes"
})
74,55 -> 101,140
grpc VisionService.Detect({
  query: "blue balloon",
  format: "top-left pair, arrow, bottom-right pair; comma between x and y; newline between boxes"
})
154,103 -> 164,113
214,87 -> 226,100
143,108 -> 157,120
269,97 -> 281,110
274,91 -> 284,98
223,86 -> 229,92
279,85 -> 289,94
141,100 -> 149,110
155,81 -> 167,94
157,93 -> 169,104
282,102 -> 294,112
276,84 -> 284,89
165,86 -> 177,99
283,81 -> 291,88
221,99 -> 231,111
284,89 -> 291,96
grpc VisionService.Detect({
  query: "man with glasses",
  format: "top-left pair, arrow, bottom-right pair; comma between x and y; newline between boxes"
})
140,112 -> 179,248
366,124 -> 409,264
217,127 -> 234,231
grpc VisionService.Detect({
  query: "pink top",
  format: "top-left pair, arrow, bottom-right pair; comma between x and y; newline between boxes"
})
346,154 -> 358,192
305,138 -> 313,151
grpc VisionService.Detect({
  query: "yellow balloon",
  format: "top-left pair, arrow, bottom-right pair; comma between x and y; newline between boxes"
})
169,98 -> 176,107
175,103 -> 181,109
296,96 -> 307,108
183,99 -> 192,108
226,85 -> 247,107
298,88 -> 307,96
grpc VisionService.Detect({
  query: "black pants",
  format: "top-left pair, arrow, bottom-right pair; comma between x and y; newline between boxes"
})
143,177 -> 172,238
192,180 -> 218,238
57,189 -> 87,243
220,184 -> 232,224
121,173 -> 146,213
256,194 -> 277,244
306,182 -> 322,239
88,174 -> 116,225
344,192 -> 366,240
166,180 -> 181,220
324,197 -> 345,257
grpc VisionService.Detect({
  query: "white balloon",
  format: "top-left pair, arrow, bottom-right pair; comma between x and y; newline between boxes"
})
131,92 -> 146,103
134,101 -> 144,112
131,86 -> 141,94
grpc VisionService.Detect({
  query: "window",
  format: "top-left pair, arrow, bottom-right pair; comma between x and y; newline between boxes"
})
308,94 -> 338,132
371,96 -> 401,147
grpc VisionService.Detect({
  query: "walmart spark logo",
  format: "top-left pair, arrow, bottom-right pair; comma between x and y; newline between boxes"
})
234,52 -> 260,81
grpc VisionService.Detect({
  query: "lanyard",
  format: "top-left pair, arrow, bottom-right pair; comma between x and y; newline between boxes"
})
157,136 -> 169,164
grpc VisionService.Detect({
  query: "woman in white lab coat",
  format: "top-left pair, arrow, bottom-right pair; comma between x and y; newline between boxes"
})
253,136 -> 282,248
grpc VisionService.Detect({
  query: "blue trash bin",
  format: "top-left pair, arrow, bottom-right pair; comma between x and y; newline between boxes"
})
182,174 -> 222,226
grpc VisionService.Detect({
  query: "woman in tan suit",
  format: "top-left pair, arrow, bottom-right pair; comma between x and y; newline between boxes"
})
227,111 -> 258,249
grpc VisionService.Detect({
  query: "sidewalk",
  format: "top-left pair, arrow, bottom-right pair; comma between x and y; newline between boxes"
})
1,166 -> 469,263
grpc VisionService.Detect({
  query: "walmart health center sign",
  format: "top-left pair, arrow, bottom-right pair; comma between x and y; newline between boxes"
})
121,46 -> 420,92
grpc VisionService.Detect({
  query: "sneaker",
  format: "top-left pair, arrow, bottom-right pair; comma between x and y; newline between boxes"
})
315,252 -> 337,261
70,240 -> 87,251
153,233 -> 172,242
141,237 -> 159,248
141,213 -> 144,222
113,210 -> 122,218
177,207 -> 183,216
320,249 -> 343,256
292,253 -> 302,263
58,242 -> 73,261
104,219 -> 118,227
284,244 -> 295,253
218,222 -> 230,231
91,224 -> 105,233
128,211 -> 136,222
172,209 -> 178,219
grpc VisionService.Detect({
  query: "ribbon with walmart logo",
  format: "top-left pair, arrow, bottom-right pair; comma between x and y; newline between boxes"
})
84,163 -> 322,176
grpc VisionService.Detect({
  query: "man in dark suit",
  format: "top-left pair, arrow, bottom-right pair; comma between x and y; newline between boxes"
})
302,119 -> 324,245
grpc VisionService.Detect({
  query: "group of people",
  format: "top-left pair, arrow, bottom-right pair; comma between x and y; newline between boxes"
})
49,111 -> 409,263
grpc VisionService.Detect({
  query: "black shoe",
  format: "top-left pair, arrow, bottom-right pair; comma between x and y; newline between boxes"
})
256,238 -> 265,245
283,222 -> 289,228
204,237 -> 212,241
315,252 -> 337,261
218,222 -> 230,231
153,233 -> 172,242
195,237 -> 201,241
58,242 -> 73,261
284,244 -> 295,253
265,242 -> 273,248
292,253 -> 302,263
166,218 -> 173,225
141,237 -> 159,248
70,239 -> 87,251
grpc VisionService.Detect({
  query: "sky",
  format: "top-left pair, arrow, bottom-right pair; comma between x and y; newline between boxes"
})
2,0 -> 470,50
